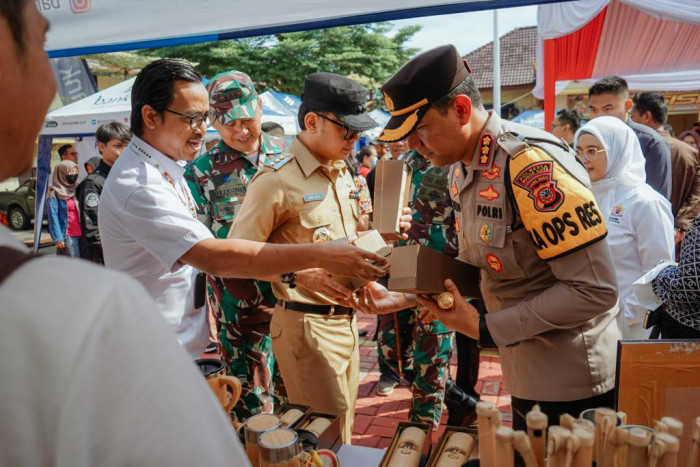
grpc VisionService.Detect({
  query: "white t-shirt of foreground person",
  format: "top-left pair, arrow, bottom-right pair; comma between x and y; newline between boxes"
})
0,226 -> 249,466
99,135 -> 213,358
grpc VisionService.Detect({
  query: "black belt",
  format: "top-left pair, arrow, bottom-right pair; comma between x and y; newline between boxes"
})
281,300 -> 354,317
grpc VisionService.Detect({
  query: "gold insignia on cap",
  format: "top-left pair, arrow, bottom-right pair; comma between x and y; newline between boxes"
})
378,109 -> 421,142
383,92 -> 395,112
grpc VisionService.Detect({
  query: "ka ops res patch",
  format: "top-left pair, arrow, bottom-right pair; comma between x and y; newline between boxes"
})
508,146 -> 607,261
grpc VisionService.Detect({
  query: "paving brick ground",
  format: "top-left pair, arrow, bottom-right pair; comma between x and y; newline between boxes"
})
352,312 -> 510,448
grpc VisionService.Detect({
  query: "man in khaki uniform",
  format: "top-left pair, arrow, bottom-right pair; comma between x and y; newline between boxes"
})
228,72 -> 378,442
355,45 -> 622,431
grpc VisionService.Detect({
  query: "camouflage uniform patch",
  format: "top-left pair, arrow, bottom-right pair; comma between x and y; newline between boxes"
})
185,133 -> 289,421
376,150 -> 457,428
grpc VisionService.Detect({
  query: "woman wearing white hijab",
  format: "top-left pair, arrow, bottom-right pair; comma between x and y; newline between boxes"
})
574,116 -> 674,339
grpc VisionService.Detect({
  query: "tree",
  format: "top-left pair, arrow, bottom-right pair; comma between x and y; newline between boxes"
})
137,23 -> 420,108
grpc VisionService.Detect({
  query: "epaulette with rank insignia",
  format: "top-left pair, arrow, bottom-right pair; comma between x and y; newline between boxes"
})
264,152 -> 294,171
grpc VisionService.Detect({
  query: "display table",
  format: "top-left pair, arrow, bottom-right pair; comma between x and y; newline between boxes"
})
336,444 -> 385,466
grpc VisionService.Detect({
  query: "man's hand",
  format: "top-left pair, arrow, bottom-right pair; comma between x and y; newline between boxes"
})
415,279 -> 480,339
349,282 -> 414,315
399,207 -> 413,241
295,268 -> 353,302
319,239 -> 387,281
55,241 -> 65,249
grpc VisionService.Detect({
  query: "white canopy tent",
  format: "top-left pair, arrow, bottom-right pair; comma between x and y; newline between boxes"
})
34,0 -> 569,250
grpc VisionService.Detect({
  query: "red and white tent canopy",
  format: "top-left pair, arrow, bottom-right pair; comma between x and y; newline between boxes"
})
535,0 -> 700,126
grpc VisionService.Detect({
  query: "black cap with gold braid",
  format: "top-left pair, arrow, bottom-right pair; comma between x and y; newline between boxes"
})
378,44 -> 472,142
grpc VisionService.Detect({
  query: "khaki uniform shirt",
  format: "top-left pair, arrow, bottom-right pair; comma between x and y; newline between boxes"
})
449,111 -> 621,401
228,137 -> 359,305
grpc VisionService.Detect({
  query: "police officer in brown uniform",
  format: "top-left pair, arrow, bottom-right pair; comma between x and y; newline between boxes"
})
228,73 -> 378,443
354,45 -> 622,430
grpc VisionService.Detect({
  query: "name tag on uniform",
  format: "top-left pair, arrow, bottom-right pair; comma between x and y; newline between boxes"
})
303,193 -> 325,203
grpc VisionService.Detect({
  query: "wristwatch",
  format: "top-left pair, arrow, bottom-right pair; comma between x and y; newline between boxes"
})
280,272 -> 297,289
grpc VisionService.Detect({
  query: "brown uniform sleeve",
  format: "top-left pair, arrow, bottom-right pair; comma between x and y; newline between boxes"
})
227,171 -> 289,242
675,159 -> 700,231
485,229 -> 619,347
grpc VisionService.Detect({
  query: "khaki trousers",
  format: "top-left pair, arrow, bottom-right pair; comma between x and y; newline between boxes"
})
269,305 -> 359,443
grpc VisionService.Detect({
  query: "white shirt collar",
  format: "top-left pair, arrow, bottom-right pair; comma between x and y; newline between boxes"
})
129,135 -> 186,181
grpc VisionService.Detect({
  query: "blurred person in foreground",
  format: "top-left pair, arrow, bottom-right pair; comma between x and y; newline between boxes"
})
0,1 -> 252,464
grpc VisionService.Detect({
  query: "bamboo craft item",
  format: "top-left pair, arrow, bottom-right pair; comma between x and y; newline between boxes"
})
258,428 -> 301,467
546,426 -> 571,467
496,426 -> 515,467
571,428 -> 594,467
656,417 -> 684,438
386,427 -> 427,467
623,427 -> 652,467
594,408 -> 619,464
527,404 -> 548,467
513,430 -> 540,467
279,409 -> 305,428
476,401 -> 502,467
689,417 -> 700,467
304,418 -> 332,438
434,432 -> 475,467
651,432 -> 680,467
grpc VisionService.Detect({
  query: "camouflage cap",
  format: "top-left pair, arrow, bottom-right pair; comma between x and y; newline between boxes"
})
207,70 -> 259,125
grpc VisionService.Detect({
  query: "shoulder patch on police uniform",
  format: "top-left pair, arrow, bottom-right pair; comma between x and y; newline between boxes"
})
508,145 -> 607,261
264,152 -> 294,170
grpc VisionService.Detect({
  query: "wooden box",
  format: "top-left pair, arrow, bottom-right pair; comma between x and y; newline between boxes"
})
374,159 -> 412,241
296,412 -> 342,453
274,403 -> 312,429
388,244 -> 482,298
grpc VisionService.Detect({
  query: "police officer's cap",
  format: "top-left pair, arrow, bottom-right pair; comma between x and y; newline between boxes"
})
302,72 -> 377,132
378,44 -> 472,142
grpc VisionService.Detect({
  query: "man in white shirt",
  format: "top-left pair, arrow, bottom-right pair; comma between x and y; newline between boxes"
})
0,1 -> 251,464
99,59 -> 386,357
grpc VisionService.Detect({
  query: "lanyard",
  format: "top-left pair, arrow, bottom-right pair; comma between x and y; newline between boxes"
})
130,140 -> 197,219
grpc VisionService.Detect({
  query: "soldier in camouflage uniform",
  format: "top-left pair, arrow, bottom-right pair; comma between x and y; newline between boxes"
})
376,149 -> 458,428
184,70 -> 289,422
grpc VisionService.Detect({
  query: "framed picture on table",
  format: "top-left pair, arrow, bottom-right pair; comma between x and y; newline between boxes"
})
615,339 -> 700,465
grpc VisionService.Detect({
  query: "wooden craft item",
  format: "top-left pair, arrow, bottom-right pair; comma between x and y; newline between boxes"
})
495,426 -> 515,467
526,404 -> 548,467
477,401 -> 502,467
652,432 -> 680,467
571,428 -> 594,467
656,417 -> 684,438
386,427 -> 427,467
623,426 -> 651,467
279,409 -> 305,428
245,414 -> 282,467
434,432 -> 475,467
545,426 -> 571,467
259,428 -> 301,467
689,417 -> 700,467
513,430 -> 539,467
594,407 -> 618,464
304,417 -> 332,438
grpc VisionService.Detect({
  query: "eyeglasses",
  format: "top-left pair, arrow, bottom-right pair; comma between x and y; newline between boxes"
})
315,113 -> 361,140
164,108 -> 210,130
549,123 -> 565,131
575,147 -> 606,163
